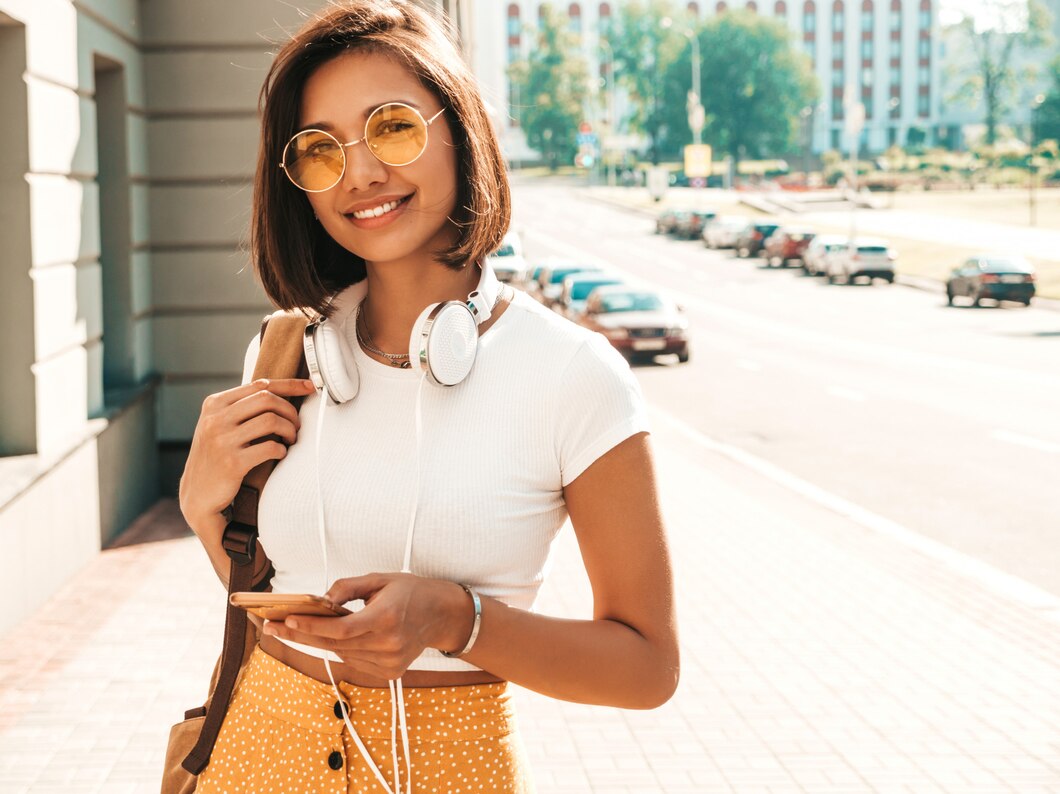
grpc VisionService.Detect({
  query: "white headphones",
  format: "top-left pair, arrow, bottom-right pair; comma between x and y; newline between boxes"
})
303,264 -> 502,402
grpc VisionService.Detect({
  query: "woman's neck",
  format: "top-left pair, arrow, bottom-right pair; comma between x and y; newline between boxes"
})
358,259 -> 481,356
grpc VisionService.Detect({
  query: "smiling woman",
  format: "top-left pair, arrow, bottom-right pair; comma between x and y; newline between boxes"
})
176,2 -> 678,793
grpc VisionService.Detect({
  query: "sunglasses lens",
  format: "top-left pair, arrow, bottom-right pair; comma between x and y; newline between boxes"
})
284,130 -> 344,191
366,104 -> 429,166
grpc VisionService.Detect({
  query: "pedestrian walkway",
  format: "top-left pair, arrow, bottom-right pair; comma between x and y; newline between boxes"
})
1,406 -> 1059,793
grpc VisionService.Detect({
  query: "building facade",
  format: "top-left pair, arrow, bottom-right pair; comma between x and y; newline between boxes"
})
0,0 -> 471,635
481,0 -> 944,160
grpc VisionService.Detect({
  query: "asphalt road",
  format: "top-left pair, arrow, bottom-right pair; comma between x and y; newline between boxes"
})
511,177 -> 1060,600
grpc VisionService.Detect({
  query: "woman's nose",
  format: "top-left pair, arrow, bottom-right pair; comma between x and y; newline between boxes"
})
341,141 -> 388,192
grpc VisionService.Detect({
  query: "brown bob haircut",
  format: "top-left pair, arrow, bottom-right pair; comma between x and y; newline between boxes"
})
250,0 -> 511,319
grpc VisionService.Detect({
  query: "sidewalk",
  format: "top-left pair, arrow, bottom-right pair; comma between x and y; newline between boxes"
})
1,406 -> 1059,793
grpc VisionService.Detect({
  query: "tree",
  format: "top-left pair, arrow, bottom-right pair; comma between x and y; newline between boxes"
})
1037,55 -> 1060,144
950,0 -> 1053,145
606,0 -> 682,165
660,10 -> 817,171
508,5 -> 589,170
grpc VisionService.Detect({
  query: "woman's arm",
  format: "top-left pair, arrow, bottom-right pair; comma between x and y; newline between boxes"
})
267,431 -> 680,709
456,431 -> 679,708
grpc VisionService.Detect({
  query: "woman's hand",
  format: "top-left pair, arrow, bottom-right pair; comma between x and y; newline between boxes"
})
179,377 -> 316,527
262,573 -> 473,680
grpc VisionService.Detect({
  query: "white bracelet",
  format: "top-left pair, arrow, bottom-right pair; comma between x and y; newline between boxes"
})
440,584 -> 481,658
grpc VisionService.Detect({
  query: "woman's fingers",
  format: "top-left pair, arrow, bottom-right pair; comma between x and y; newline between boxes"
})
229,380 -> 313,428
234,411 -> 299,447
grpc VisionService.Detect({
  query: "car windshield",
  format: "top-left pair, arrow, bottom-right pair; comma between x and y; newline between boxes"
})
549,267 -> 599,284
982,257 -> 1033,273
492,244 -> 516,257
571,279 -> 620,300
598,293 -> 667,313
758,225 -> 779,234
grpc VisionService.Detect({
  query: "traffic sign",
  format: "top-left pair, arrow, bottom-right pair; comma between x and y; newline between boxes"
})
684,144 -> 712,179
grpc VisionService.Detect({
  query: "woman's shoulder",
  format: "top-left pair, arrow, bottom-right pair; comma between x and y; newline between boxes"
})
502,289 -> 607,358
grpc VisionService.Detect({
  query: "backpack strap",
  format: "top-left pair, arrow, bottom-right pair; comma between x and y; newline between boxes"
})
181,310 -> 311,776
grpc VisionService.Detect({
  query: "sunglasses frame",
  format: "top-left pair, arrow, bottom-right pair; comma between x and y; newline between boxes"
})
279,102 -> 446,193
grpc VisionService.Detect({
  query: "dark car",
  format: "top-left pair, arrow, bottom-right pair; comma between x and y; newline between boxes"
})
946,255 -> 1036,307
764,229 -> 817,267
655,209 -> 688,235
736,222 -> 781,258
575,286 -> 690,364
674,209 -> 717,240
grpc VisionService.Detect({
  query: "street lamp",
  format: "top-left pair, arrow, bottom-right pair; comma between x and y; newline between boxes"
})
799,105 -> 813,183
1026,95 -> 1043,228
661,17 -> 704,145
599,38 -> 619,187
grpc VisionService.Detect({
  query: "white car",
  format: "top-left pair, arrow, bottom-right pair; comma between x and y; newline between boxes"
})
702,216 -> 750,249
486,230 -> 528,284
825,238 -> 896,284
803,234 -> 849,277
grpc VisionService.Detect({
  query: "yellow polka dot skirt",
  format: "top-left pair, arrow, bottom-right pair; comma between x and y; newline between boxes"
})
196,645 -> 535,793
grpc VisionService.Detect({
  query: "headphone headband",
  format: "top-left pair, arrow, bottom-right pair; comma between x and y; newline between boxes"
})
466,263 -> 501,325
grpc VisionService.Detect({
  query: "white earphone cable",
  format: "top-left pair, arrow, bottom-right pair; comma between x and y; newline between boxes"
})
313,389 -> 398,794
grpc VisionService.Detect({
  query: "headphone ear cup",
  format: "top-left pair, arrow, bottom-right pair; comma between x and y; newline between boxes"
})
410,301 -> 477,387
313,320 -> 360,403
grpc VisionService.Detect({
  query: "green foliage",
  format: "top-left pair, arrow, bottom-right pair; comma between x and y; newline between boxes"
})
1038,55 -> 1060,145
948,0 -> 1054,145
605,0 -> 682,164
507,5 -> 589,170
659,11 -> 818,168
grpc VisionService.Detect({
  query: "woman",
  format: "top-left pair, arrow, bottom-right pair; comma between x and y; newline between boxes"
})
179,2 -> 679,792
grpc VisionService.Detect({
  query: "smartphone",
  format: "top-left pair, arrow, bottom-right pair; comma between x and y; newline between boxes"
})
229,592 -> 351,621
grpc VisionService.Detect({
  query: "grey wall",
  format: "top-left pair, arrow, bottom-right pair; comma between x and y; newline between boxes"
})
0,0 -> 471,636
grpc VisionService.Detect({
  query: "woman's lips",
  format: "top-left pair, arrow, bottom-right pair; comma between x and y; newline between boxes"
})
344,194 -> 413,230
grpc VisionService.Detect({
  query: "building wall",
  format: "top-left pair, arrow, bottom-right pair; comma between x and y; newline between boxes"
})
492,0 -> 945,158
0,0 -> 474,636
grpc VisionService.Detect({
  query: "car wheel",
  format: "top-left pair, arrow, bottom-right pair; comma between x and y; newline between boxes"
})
677,351 -> 690,364
827,273 -> 837,284
946,288 -> 954,306
972,291 -> 982,307
1022,299 -> 1032,307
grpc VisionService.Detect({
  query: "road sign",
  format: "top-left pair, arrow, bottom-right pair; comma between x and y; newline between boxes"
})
684,143 -> 713,179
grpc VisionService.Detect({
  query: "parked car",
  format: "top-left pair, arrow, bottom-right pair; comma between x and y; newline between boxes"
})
946,254 -> 1036,307
655,209 -> 688,235
735,222 -> 780,258
674,209 -> 717,240
702,216 -> 751,249
536,261 -> 604,307
825,238 -> 896,284
557,273 -> 625,320
802,234 -> 849,276
575,286 -> 690,363
764,229 -> 816,268
485,230 -> 528,284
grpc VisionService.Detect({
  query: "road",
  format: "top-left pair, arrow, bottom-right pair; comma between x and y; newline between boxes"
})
511,177 -> 1060,600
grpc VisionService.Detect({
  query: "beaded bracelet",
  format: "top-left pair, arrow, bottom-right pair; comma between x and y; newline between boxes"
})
440,584 -> 482,658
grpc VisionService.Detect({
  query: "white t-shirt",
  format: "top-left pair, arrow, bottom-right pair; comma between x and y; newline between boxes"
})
241,286 -> 649,670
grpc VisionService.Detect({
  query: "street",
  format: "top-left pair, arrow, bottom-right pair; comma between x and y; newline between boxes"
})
513,177 -> 1060,601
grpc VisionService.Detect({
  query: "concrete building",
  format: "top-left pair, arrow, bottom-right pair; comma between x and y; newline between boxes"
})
481,0 -> 945,160
0,0 -> 472,635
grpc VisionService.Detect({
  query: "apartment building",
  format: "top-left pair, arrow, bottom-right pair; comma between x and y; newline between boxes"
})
480,0 -> 944,159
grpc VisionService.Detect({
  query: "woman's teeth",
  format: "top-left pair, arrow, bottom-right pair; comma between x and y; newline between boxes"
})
351,197 -> 405,219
